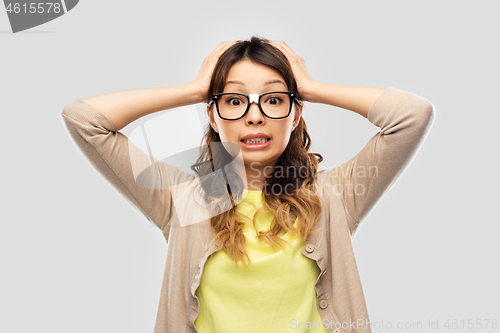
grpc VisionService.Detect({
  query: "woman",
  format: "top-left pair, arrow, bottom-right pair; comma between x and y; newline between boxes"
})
61,36 -> 435,333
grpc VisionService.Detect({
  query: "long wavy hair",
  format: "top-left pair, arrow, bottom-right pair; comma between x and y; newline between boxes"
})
192,36 -> 324,267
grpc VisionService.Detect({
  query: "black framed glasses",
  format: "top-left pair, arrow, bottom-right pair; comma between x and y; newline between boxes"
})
209,91 -> 297,120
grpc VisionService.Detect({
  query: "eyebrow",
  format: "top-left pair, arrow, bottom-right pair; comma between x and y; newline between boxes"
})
225,79 -> 286,87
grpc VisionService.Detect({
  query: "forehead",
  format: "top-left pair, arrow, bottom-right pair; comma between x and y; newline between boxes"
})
225,59 -> 287,89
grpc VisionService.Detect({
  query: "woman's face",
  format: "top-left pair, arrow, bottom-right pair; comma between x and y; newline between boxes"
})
207,59 -> 303,169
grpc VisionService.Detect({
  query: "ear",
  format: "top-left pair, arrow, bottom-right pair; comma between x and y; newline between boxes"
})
207,104 -> 219,133
291,101 -> 303,132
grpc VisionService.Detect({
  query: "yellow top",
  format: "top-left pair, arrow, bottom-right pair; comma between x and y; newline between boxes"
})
195,189 -> 328,332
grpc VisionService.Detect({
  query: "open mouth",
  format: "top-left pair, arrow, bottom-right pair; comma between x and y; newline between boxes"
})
240,138 -> 271,144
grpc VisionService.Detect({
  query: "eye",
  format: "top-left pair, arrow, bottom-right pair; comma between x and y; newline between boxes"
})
227,97 -> 243,106
265,96 -> 283,105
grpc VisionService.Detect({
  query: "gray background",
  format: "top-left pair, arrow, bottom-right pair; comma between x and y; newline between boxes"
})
1,0 -> 498,332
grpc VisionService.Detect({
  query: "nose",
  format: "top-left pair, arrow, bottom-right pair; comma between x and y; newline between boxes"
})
245,101 -> 266,125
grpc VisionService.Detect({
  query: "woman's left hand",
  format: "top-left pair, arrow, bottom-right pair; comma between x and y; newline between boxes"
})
263,40 -> 316,102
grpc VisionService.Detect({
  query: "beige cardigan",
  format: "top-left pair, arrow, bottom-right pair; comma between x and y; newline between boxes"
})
60,87 -> 435,333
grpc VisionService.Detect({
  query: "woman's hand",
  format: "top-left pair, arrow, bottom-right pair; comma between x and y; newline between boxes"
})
192,41 -> 239,104
263,40 -> 316,102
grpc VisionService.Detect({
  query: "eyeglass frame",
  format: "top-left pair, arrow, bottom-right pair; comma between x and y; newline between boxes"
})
208,91 -> 299,121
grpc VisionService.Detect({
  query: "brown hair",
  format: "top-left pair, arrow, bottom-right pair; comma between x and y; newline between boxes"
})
192,36 -> 324,267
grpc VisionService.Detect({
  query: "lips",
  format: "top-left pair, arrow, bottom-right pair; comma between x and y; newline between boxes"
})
240,137 -> 272,149
240,133 -> 271,141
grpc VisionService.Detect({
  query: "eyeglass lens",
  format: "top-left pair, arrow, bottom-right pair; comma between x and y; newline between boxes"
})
217,93 -> 291,119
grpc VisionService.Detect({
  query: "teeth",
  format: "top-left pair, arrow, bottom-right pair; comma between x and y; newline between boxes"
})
244,138 -> 268,144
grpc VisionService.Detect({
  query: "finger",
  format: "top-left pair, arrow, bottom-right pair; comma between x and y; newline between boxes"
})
264,40 -> 293,58
209,41 -> 238,57
267,40 -> 300,59
266,41 -> 297,63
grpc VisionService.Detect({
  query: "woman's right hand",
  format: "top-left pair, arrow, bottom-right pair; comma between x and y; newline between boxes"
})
192,41 -> 239,103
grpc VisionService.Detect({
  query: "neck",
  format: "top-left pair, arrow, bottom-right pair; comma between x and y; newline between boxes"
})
243,161 -> 275,191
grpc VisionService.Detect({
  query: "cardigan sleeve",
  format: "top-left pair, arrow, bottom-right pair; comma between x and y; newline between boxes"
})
60,99 -> 177,237
319,87 -> 436,236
